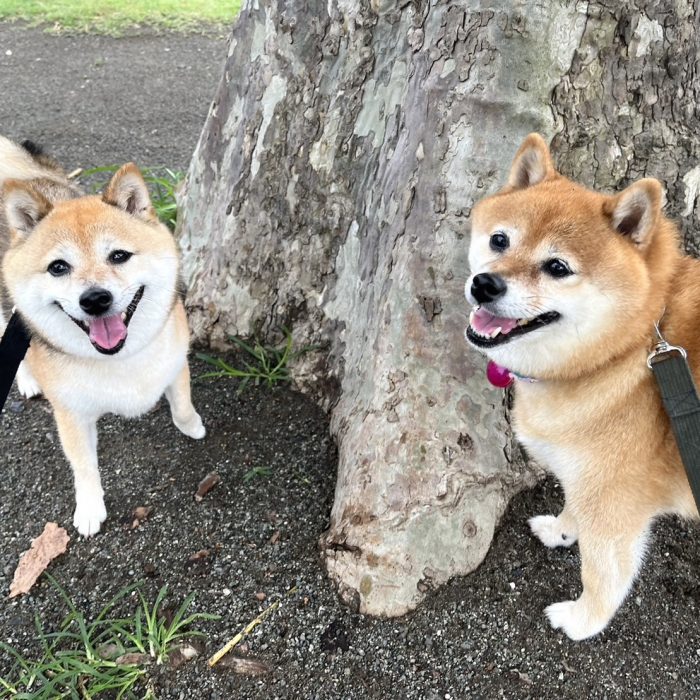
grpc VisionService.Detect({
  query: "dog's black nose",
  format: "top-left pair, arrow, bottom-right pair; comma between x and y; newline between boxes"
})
79,287 -> 113,315
471,273 -> 507,303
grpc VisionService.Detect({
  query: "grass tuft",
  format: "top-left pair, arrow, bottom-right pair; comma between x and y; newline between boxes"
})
243,466 -> 272,483
197,333 -> 315,393
79,165 -> 183,230
0,576 -> 218,699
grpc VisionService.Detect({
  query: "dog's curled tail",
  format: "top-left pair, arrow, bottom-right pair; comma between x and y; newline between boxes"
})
0,135 -> 81,203
20,139 -> 64,174
0,135 -> 52,187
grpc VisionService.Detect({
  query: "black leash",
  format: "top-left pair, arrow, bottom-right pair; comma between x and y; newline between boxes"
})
0,311 -> 31,414
648,328 -> 700,511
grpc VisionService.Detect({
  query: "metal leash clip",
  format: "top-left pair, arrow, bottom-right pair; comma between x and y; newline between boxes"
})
647,321 -> 687,369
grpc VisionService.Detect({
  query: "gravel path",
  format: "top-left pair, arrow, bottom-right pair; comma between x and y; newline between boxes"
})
0,21 -> 699,700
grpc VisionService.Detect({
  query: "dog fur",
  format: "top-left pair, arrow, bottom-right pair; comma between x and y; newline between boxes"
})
1,137 -> 205,537
465,133 -> 699,640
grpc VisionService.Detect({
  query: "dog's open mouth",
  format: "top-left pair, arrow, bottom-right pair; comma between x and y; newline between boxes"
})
466,305 -> 560,348
60,286 -> 145,355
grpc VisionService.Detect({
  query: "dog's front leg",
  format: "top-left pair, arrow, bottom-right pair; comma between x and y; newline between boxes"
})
165,363 -> 205,439
53,408 -> 107,537
545,519 -> 650,640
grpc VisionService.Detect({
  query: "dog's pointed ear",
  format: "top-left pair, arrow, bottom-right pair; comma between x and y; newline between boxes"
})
103,163 -> 157,222
3,179 -> 53,238
604,178 -> 663,247
507,133 -> 557,189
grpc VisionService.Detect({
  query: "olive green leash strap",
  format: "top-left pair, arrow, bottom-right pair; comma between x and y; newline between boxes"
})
0,311 -> 31,415
648,334 -> 700,512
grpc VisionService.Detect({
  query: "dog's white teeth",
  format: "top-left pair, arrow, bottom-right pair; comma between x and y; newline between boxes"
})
489,327 -> 502,338
517,319 -> 529,327
121,312 -> 127,321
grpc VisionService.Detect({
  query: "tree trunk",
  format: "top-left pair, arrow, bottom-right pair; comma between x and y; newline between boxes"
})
178,0 -> 698,616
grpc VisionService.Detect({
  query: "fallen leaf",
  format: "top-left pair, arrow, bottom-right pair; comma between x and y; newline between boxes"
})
131,505 -> 153,529
215,655 -> 271,675
188,548 -> 210,561
269,530 -> 281,544
255,591 -> 267,601
194,472 -> 221,502
9,523 -> 69,598
116,652 -> 151,666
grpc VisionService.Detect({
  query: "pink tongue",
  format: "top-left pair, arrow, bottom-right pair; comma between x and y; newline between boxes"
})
471,307 -> 519,335
88,315 -> 127,350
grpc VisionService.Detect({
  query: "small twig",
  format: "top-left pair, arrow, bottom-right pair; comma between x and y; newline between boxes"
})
208,586 -> 298,667
208,602 -> 279,667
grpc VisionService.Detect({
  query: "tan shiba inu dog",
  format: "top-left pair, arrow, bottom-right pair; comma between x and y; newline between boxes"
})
465,133 -> 700,640
1,137 -> 205,537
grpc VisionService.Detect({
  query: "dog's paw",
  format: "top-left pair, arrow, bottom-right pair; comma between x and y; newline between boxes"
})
16,362 -> 42,399
528,514 -> 577,548
545,600 -> 608,640
175,412 -> 206,440
73,495 -> 107,537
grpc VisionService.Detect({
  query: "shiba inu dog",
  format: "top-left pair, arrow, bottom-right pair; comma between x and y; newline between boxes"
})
465,133 -> 700,640
1,137 -> 205,537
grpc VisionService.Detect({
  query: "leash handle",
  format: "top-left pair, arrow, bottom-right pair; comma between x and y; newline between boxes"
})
650,348 -> 700,512
0,311 -> 31,414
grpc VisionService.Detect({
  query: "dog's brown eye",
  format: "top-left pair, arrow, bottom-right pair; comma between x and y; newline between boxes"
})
543,258 -> 572,278
490,232 -> 509,252
47,259 -> 71,277
108,250 -> 132,264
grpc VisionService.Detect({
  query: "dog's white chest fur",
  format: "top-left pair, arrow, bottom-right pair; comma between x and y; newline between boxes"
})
31,310 -> 187,420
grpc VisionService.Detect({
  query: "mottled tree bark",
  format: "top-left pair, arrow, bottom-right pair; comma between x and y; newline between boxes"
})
550,1 -> 700,250
178,0 -> 698,616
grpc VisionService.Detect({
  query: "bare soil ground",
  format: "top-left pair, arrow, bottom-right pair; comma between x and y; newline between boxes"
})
0,21 -> 699,700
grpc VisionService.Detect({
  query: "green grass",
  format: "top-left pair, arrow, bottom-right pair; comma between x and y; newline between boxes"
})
0,577 -> 218,699
79,165 -> 183,230
0,0 -> 239,34
243,466 -> 272,483
197,333 -> 315,393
